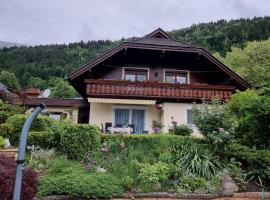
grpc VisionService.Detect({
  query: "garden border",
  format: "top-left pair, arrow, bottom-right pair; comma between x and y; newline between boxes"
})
34,192 -> 270,200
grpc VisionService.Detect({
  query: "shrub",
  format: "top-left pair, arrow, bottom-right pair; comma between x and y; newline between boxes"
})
27,148 -> 55,173
193,99 -> 237,150
0,155 -> 38,200
60,123 -> 101,160
0,123 -> 13,137
39,172 -> 124,199
178,174 -> 220,194
225,144 -> 270,182
46,156 -> 86,175
122,175 -> 134,190
138,162 -> 170,192
227,89 -> 270,148
172,124 -> 193,136
38,157 -> 124,199
0,136 -> 4,149
5,114 -> 54,146
28,131 -> 51,148
224,158 -> 252,190
175,143 -> 222,178
158,152 -> 172,163
0,102 -> 25,123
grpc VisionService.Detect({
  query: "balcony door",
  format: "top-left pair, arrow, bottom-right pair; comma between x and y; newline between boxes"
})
114,107 -> 145,133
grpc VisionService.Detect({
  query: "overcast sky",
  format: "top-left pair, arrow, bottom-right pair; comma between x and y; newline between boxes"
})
0,0 -> 269,45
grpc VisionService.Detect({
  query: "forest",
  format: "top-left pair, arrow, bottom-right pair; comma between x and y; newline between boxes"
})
0,16 -> 270,97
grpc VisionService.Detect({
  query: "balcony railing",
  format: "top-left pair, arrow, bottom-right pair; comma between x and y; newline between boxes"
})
85,79 -> 235,100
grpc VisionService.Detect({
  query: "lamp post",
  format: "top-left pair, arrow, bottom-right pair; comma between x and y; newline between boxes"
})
13,104 -> 45,200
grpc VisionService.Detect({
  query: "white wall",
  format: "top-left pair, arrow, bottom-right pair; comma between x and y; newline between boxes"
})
162,102 -> 201,136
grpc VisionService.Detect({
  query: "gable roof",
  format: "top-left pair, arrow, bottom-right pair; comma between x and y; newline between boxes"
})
144,28 -> 173,39
67,28 -> 252,91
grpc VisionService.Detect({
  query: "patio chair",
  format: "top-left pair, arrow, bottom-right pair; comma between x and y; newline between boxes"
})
105,122 -> 112,133
128,124 -> 135,133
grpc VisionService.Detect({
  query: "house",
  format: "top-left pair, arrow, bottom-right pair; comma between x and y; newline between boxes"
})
12,87 -> 89,123
65,28 -> 251,133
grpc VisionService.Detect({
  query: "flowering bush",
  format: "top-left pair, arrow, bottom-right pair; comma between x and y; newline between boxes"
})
192,99 -> 237,150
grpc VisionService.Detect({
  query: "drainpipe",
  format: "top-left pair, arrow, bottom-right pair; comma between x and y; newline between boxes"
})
13,104 -> 45,200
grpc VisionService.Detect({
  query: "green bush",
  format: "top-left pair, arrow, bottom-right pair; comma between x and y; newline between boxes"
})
138,162 -> 170,192
27,120 -> 64,149
0,123 -> 13,138
0,136 -> 4,149
158,152 -> 172,163
227,89 -> 270,148
225,144 -> 270,181
60,123 -> 101,160
178,174 -> 220,193
0,102 -> 25,123
5,114 -> 54,146
224,158 -> 251,190
38,157 -> 124,199
28,131 -> 51,148
172,124 -> 193,136
193,100 -> 236,150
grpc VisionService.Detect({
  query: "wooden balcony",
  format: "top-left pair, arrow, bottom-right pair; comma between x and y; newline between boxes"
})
85,79 -> 235,100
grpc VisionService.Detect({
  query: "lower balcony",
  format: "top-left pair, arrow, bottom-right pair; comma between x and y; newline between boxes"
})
85,79 -> 235,101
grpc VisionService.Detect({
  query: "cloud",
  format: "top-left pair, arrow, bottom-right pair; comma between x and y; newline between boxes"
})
0,0 -> 269,45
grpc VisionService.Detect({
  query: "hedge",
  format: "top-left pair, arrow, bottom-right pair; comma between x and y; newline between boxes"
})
60,124 -> 101,160
101,134 -> 207,162
28,131 -> 51,148
4,114 -> 54,146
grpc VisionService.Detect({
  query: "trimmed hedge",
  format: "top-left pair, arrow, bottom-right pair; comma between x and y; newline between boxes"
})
60,124 -> 101,160
4,114 -> 54,146
28,131 -> 51,148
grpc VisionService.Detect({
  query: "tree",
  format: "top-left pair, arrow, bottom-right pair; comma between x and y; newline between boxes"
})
215,38 -> 270,88
51,81 -> 78,98
227,89 -> 270,149
0,71 -> 20,90
28,76 -> 47,89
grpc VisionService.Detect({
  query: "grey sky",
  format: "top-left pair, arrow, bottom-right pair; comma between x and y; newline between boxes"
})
0,0 -> 269,45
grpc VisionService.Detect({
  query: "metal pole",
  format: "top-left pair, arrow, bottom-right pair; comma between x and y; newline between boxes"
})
13,104 -> 45,200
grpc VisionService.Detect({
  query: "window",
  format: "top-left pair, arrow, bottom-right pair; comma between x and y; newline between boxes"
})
114,106 -> 146,133
124,68 -> 148,82
49,112 -> 67,120
165,70 -> 188,84
187,109 -> 194,126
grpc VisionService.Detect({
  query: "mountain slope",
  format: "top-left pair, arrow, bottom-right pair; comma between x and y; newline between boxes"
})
0,16 -> 269,88
0,41 -> 26,48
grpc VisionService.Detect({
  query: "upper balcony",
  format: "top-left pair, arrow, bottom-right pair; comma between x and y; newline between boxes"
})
85,79 -> 235,101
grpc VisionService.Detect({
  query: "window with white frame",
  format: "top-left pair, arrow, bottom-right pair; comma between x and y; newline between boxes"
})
165,70 -> 188,84
124,68 -> 148,82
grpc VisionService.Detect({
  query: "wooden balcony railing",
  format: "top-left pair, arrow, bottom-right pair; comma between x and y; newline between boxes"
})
85,79 -> 235,100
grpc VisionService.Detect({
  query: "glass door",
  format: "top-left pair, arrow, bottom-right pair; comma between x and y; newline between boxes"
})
114,109 -> 129,127
131,109 -> 145,133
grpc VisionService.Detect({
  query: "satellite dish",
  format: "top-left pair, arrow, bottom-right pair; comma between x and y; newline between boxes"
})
42,88 -> 51,98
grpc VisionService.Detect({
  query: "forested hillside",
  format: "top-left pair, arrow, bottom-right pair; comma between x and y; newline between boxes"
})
0,16 -> 269,97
